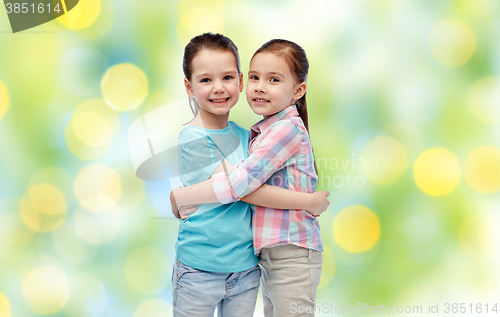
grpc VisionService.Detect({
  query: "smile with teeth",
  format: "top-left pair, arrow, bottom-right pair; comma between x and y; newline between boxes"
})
254,98 -> 270,102
209,97 -> 230,103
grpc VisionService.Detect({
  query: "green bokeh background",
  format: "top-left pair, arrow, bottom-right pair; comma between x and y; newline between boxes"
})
0,0 -> 499,316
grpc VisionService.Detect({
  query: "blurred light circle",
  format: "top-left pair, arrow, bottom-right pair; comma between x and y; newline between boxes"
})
57,0 -> 101,30
29,184 -> 67,216
63,273 -> 107,317
65,125 -> 109,160
74,164 -> 122,212
413,148 -> 461,196
468,77 -> 500,124
61,48 -> 108,97
133,299 -> 172,317
19,195 -> 56,232
177,0 -> 225,45
333,205 -> 380,253
53,222 -> 98,264
73,99 -> 119,133
72,112 -> 113,147
429,19 -> 476,67
22,266 -> 69,314
317,246 -> 335,290
0,292 -> 11,317
65,99 -> 119,160
0,82 -> 9,121
116,167 -> 146,214
77,0 -> 115,39
101,64 -> 149,111
0,197 -> 35,244
125,247 -> 170,294
380,122 -> 423,154
29,167 -> 74,202
360,136 -> 408,184
73,206 -> 122,245
20,184 -> 68,233
464,146 -> 500,193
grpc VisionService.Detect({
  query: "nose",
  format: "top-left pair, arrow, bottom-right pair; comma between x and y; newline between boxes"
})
213,80 -> 225,93
255,80 -> 265,93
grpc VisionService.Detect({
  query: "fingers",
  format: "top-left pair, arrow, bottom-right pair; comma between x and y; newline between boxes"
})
179,206 -> 197,213
183,207 -> 197,214
183,204 -> 200,208
171,205 -> 180,219
179,207 -> 197,220
307,210 -> 318,217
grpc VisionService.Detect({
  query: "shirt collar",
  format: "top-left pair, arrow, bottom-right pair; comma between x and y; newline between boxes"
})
251,105 -> 299,135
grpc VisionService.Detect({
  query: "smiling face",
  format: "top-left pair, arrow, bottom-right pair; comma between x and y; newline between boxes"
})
184,49 -> 243,117
246,52 -> 306,118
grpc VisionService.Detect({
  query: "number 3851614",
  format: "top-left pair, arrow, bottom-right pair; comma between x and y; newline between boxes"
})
5,2 -> 61,14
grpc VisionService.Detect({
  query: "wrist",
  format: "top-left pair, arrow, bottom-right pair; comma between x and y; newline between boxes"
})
173,187 -> 185,206
305,193 -> 315,211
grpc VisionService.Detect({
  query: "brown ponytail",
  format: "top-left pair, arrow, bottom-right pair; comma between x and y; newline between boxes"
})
295,92 -> 309,131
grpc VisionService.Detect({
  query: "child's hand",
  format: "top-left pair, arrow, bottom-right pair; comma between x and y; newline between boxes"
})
171,188 -> 199,219
179,205 -> 199,220
308,191 -> 330,217
170,189 -> 181,219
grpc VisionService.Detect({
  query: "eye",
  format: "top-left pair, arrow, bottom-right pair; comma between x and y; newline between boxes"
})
270,77 -> 280,82
223,75 -> 233,80
200,78 -> 210,83
249,75 -> 258,80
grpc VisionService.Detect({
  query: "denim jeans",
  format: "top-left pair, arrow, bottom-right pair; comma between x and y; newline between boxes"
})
172,258 -> 261,317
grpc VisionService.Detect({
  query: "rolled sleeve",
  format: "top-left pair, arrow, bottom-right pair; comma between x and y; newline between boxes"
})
211,170 -> 238,204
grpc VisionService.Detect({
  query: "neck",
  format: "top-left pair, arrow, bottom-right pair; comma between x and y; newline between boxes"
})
264,103 -> 293,120
198,108 -> 230,130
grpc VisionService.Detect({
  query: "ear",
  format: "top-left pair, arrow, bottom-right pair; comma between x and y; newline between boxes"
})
184,78 -> 195,98
238,72 -> 244,93
292,82 -> 307,101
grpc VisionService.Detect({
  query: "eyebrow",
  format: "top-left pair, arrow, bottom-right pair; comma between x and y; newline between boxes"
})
248,70 -> 285,78
222,70 -> 238,76
269,71 -> 285,77
195,70 -> 237,79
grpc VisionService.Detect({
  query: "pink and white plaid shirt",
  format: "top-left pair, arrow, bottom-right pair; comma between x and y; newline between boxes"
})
211,105 -> 323,254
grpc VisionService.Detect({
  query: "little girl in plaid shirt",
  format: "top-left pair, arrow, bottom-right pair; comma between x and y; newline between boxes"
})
171,39 -> 328,316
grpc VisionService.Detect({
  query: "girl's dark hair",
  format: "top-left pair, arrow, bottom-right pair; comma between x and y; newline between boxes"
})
252,39 -> 318,173
183,33 -> 240,120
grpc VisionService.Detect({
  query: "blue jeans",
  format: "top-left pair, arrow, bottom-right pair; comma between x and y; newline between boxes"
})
172,258 -> 261,317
